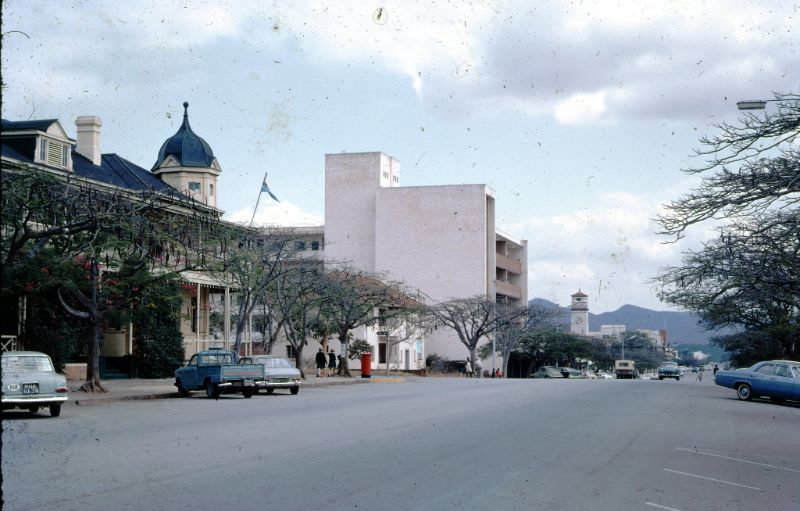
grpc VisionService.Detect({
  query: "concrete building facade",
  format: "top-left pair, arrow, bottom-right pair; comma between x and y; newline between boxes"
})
324,152 -> 528,363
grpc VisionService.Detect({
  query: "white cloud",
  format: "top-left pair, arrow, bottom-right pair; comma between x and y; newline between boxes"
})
553,92 -> 607,126
225,201 -> 323,227
514,190 -> 714,312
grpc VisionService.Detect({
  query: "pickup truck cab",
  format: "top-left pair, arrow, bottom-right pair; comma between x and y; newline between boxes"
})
175,350 -> 265,399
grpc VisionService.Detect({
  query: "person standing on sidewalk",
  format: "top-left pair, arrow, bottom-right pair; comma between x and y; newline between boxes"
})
327,349 -> 337,377
316,348 -> 328,377
465,358 -> 473,378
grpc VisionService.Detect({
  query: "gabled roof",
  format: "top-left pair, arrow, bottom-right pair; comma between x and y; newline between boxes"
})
72,151 -> 180,194
152,102 -> 216,170
1,119 -> 59,132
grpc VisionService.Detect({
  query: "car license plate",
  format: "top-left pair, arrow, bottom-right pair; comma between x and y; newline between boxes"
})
22,383 -> 40,395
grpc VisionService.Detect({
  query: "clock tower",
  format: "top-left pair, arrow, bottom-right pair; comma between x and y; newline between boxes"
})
570,290 -> 589,336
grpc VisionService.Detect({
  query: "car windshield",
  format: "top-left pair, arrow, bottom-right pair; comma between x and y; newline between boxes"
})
257,357 -> 294,369
2,355 -> 54,372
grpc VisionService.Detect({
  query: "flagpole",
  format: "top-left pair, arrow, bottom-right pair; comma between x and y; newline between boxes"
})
249,171 -> 268,228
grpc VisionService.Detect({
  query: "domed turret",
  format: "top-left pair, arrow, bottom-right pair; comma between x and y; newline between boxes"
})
153,102 -> 217,169
152,102 -> 221,208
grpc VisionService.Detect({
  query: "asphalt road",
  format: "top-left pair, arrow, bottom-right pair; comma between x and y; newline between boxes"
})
2,377 -> 799,511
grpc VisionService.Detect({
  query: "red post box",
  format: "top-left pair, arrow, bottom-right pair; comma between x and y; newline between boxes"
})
360,352 -> 372,378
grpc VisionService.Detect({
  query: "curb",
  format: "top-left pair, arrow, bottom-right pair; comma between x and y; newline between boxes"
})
68,377 -> 375,406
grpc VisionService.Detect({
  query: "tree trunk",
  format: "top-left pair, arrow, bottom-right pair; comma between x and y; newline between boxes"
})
233,290 -> 251,354
80,320 -> 106,392
294,344 -> 305,379
338,331 -> 351,377
81,259 -> 106,392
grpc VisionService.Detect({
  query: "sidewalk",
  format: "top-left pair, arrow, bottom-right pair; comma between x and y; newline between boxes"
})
66,373 -> 408,406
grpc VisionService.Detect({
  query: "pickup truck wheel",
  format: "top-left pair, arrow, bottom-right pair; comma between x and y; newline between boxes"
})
736,383 -> 752,401
242,388 -> 254,398
205,381 -> 220,399
659,376 -> 664,380
49,404 -> 62,417
176,379 -> 189,397
266,388 -> 274,395
290,386 -> 300,395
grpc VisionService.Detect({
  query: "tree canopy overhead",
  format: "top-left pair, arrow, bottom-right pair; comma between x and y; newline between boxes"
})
657,92 -> 799,365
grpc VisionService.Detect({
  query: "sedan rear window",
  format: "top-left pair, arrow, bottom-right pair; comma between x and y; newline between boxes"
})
2,355 -> 54,372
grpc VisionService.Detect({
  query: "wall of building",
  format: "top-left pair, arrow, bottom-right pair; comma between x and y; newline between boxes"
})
325,152 -> 400,271
374,184 -> 491,301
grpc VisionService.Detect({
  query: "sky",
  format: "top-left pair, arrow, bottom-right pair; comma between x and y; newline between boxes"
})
2,0 -> 797,313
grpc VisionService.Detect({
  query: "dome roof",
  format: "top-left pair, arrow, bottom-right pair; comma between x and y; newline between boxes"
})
152,102 -> 216,170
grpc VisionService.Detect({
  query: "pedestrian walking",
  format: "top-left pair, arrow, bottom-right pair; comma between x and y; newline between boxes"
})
328,349 -> 337,377
713,363 -> 719,376
465,358 -> 473,378
697,365 -> 704,382
315,348 -> 327,377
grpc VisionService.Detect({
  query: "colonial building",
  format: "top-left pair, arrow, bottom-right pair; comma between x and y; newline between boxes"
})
1,106 -> 239,376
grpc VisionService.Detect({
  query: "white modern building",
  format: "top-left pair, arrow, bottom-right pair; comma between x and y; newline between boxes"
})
323,152 -> 528,364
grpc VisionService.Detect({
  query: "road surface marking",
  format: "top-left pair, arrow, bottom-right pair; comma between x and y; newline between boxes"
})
79,414 -> 100,419
676,447 -> 800,474
645,502 -> 683,511
664,468 -> 762,491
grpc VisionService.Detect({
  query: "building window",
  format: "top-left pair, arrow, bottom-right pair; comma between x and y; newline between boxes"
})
378,342 -> 387,364
295,240 -> 306,251
39,139 -> 69,168
209,183 -> 214,196
188,182 -> 201,192
286,345 -> 297,359
392,176 -> 398,183
382,171 -> 389,179
311,241 -> 320,251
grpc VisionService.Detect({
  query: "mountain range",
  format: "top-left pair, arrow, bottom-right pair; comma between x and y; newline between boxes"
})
529,298 -> 735,345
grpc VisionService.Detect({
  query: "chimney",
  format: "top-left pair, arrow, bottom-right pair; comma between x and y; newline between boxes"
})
75,116 -> 102,166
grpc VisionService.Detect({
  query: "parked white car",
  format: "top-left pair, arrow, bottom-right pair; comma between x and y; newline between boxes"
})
2,351 -> 68,417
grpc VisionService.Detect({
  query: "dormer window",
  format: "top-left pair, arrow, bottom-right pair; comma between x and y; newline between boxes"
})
39,138 -> 69,169
188,182 -> 201,193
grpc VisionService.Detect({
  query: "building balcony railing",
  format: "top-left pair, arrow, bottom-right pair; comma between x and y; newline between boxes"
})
495,253 -> 522,274
495,281 -> 522,299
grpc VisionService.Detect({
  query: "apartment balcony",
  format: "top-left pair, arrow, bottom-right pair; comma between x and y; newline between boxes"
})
495,281 -> 522,299
495,253 -> 522,274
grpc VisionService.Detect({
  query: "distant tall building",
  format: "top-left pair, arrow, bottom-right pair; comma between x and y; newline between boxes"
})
569,290 -> 589,336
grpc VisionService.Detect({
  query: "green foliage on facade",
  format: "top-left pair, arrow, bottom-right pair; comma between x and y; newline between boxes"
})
133,278 -> 185,378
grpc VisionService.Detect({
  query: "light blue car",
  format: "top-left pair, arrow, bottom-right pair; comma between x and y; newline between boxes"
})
714,360 -> 800,403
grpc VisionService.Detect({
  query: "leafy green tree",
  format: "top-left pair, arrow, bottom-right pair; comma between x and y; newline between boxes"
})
133,277 -> 185,378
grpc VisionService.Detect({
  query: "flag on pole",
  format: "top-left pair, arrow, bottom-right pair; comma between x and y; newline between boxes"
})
261,173 -> 280,202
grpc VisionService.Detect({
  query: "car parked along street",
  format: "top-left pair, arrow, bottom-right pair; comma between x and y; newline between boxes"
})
1,351 -> 68,417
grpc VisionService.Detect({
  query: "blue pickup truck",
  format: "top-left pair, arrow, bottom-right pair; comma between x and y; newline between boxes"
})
175,350 -> 265,399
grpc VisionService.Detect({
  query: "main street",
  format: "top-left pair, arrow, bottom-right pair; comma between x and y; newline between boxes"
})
3,377 -> 799,511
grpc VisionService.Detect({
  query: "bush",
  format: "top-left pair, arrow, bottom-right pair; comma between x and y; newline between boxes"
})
133,279 -> 184,378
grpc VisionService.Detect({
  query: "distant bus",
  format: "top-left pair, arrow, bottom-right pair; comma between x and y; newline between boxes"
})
614,360 -> 638,379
